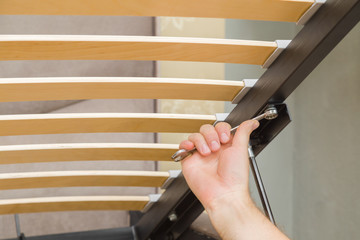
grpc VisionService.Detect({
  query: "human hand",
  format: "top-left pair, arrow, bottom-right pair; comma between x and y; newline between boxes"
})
179,120 -> 259,211
179,120 -> 290,240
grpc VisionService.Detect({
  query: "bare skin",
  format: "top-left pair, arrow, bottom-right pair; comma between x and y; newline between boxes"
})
179,120 -> 290,240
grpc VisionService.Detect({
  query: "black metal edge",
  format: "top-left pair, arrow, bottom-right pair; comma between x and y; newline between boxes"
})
158,192 -> 204,239
178,229 -> 217,240
134,1 -> 359,239
135,174 -> 204,240
5,228 -> 135,240
226,0 -> 360,129
130,211 -> 144,226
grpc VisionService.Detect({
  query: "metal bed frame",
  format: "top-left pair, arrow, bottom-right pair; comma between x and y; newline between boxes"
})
6,0 -> 359,239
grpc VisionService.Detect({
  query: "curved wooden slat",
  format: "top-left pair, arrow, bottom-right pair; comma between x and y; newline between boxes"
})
0,196 -> 149,215
0,171 -> 170,190
0,113 -> 216,136
0,77 -> 244,102
0,35 -> 277,65
0,143 -> 178,164
0,0 -> 314,22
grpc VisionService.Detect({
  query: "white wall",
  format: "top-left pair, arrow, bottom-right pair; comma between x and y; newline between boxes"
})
291,23 -> 360,239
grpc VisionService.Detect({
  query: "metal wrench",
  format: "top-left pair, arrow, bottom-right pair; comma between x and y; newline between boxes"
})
171,106 -> 278,162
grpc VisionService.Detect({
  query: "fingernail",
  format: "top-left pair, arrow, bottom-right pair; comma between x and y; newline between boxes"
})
201,144 -> 211,154
211,141 -> 220,151
221,133 -> 229,143
252,120 -> 260,130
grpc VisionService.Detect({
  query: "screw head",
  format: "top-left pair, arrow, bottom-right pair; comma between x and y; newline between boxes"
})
168,213 -> 178,222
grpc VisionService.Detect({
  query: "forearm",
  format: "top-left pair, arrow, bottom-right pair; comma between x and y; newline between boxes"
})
206,193 -> 290,240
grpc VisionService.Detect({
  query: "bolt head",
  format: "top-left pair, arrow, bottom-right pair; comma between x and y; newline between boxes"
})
168,213 -> 178,222
264,107 -> 278,120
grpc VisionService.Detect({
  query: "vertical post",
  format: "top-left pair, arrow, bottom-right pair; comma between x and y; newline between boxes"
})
248,145 -> 276,225
14,214 -> 25,240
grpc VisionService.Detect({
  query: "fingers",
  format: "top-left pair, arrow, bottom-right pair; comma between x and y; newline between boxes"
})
215,122 -> 232,144
200,124 -> 221,152
179,140 -> 194,150
188,133 -> 211,155
181,122 -> 232,156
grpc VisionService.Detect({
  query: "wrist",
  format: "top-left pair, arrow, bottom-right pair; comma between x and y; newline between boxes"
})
205,192 -> 289,240
205,190 -> 254,215
205,191 -> 260,239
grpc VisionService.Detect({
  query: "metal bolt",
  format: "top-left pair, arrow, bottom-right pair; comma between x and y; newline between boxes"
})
168,212 -> 178,222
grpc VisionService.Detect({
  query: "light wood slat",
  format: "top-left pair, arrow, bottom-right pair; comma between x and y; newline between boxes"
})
0,77 -> 244,102
0,143 -> 178,164
0,196 -> 149,215
0,35 -> 277,65
0,171 -> 170,190
0,113 -> 216,136
0,0 -> 314,22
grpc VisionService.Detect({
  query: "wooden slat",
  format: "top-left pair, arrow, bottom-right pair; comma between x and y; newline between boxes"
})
0,0 -> 314,22
0,77 -> 244,102
0,171 -> 170,190
0,35 -> 277,65
0,143 -> 178,164
0,196 -> 149,215
0,113 -> 216,136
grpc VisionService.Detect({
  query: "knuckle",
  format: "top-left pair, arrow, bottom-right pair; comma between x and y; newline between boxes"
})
215,122 -> 231,130
188,133 -> 202,141
199,124 -> 214,133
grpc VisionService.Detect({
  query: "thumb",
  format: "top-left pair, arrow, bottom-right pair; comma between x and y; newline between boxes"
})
232,120 -> 259,152
216,120 -> 260,186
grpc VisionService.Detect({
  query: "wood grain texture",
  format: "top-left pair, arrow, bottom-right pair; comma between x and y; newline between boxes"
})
0,113 -> 216,136
0,0 -> 314,22
0,196 -> 150,215
0,35 -> 277,65
0,171 -> 170,190
0,77 -> 244,102
0,143 -> 178,164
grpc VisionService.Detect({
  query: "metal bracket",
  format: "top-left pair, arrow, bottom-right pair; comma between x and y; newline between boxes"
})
262,40 -> 291,68
249,103 -> 291,155
231,79 -> 258,104
297,0 -> 327,25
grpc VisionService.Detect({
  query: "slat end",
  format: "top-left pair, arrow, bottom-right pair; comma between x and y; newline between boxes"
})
297,0 -> 327,25
161,170 -> 182,189
142,194 -> 162,213
231,79 -> 258,104
214,113 -> 229,124
262,40 -> 291,69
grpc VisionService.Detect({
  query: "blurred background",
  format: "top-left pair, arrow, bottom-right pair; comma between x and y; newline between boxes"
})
0,13 -> 359,239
